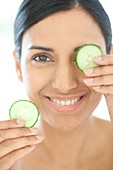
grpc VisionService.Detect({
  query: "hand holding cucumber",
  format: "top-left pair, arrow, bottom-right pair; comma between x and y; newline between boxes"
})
0,108 -> 43,170
9,100 -> 40,128
78,44 -> 113,121
76,44 -> 103,71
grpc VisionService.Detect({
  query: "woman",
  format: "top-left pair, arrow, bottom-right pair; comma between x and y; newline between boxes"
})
0,0 -> 113,169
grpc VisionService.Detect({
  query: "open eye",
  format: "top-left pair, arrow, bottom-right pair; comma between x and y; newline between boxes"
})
33,54 -> 51,62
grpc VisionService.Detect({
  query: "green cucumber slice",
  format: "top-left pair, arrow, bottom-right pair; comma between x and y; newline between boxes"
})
9,100 -> 40,127
76,44 -> 103,71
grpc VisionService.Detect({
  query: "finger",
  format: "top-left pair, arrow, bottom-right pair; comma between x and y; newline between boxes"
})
0,119 -> 26,130
84,75 -> 113,86
0,145 -> 35,170
84,65 -> 113,77
93,55 -> 113,65
0,135 -> 44,158
0,127 -> 39,143
92,85 -> 113,95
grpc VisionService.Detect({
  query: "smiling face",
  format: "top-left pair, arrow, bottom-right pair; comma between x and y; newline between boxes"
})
14,8 -> 106,131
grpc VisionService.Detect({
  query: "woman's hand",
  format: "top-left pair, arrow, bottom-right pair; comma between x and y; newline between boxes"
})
0,119 -> 44,170
83,55 -> 113,121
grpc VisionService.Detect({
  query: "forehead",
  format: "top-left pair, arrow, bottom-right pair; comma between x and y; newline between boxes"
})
22,8 -> 105,52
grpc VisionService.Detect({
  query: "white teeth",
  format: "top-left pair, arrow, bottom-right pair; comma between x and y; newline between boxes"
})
56,100 -> 60,105
50,97 -> 82,106
60,101 -> 65,105
74,98 -> 78,103
53,98 -> 57,103
71,99 -> 75,104
66,100 -> 71,106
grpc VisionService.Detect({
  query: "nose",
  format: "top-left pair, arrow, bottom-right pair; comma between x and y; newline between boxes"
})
52,62 -> 78,93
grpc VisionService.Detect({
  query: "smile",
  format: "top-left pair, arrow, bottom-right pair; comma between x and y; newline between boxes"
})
48,96 -> 83,106
46,95 -> 85,113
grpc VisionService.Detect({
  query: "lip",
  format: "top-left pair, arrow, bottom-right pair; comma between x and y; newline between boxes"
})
45,95 -> 86,113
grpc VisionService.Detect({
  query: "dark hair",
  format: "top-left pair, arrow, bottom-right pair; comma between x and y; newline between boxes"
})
14,0 -> 112,59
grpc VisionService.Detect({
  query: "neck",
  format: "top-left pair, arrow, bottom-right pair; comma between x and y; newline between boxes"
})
38,116 -> 93,167
38,115 -> 94,167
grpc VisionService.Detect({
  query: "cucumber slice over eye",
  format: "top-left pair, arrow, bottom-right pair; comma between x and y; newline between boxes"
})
76,44 -> 103,71
9,100 -> 40,127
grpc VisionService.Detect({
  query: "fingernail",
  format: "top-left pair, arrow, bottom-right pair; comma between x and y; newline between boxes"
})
84,68 -> 94,74
17,119 -> 26,125
93,56 -> 102,61
29,128 -> 38,133
35,135 -> 44,140
92,86 -> 100,90
84,78 -> 94,84
28,145 -> 36,152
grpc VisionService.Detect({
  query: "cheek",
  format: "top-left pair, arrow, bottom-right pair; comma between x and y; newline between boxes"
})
87,91 -> 102,115
21,66 -> 53,96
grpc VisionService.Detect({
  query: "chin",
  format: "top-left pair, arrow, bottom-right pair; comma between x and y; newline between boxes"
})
50,114 -> 90,132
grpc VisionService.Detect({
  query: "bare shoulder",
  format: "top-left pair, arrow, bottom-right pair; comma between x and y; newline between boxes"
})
89,116 -> 113,169
93,116 -> 113,150
93,116 -> 113,137
94,116 -> 113,134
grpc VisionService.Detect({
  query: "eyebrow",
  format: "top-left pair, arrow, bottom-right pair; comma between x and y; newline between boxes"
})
28,45 -> 54,52
28,45 -> 81,52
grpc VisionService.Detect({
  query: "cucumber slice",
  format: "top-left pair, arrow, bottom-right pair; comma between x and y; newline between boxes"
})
76,44 -> 103,71
9,100 -> 40,127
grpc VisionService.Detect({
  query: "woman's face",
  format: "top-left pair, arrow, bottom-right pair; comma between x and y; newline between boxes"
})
15,8 -> 106,131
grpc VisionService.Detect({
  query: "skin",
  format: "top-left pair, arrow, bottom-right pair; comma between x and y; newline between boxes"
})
1,7 -> 113,170
16,8 -> 106,132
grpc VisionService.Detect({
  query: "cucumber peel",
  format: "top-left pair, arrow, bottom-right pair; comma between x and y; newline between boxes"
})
76,44 -> 103,71
9,100 -> 40,127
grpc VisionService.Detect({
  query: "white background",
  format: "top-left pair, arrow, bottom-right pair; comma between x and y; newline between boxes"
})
0,0 -> 112,120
